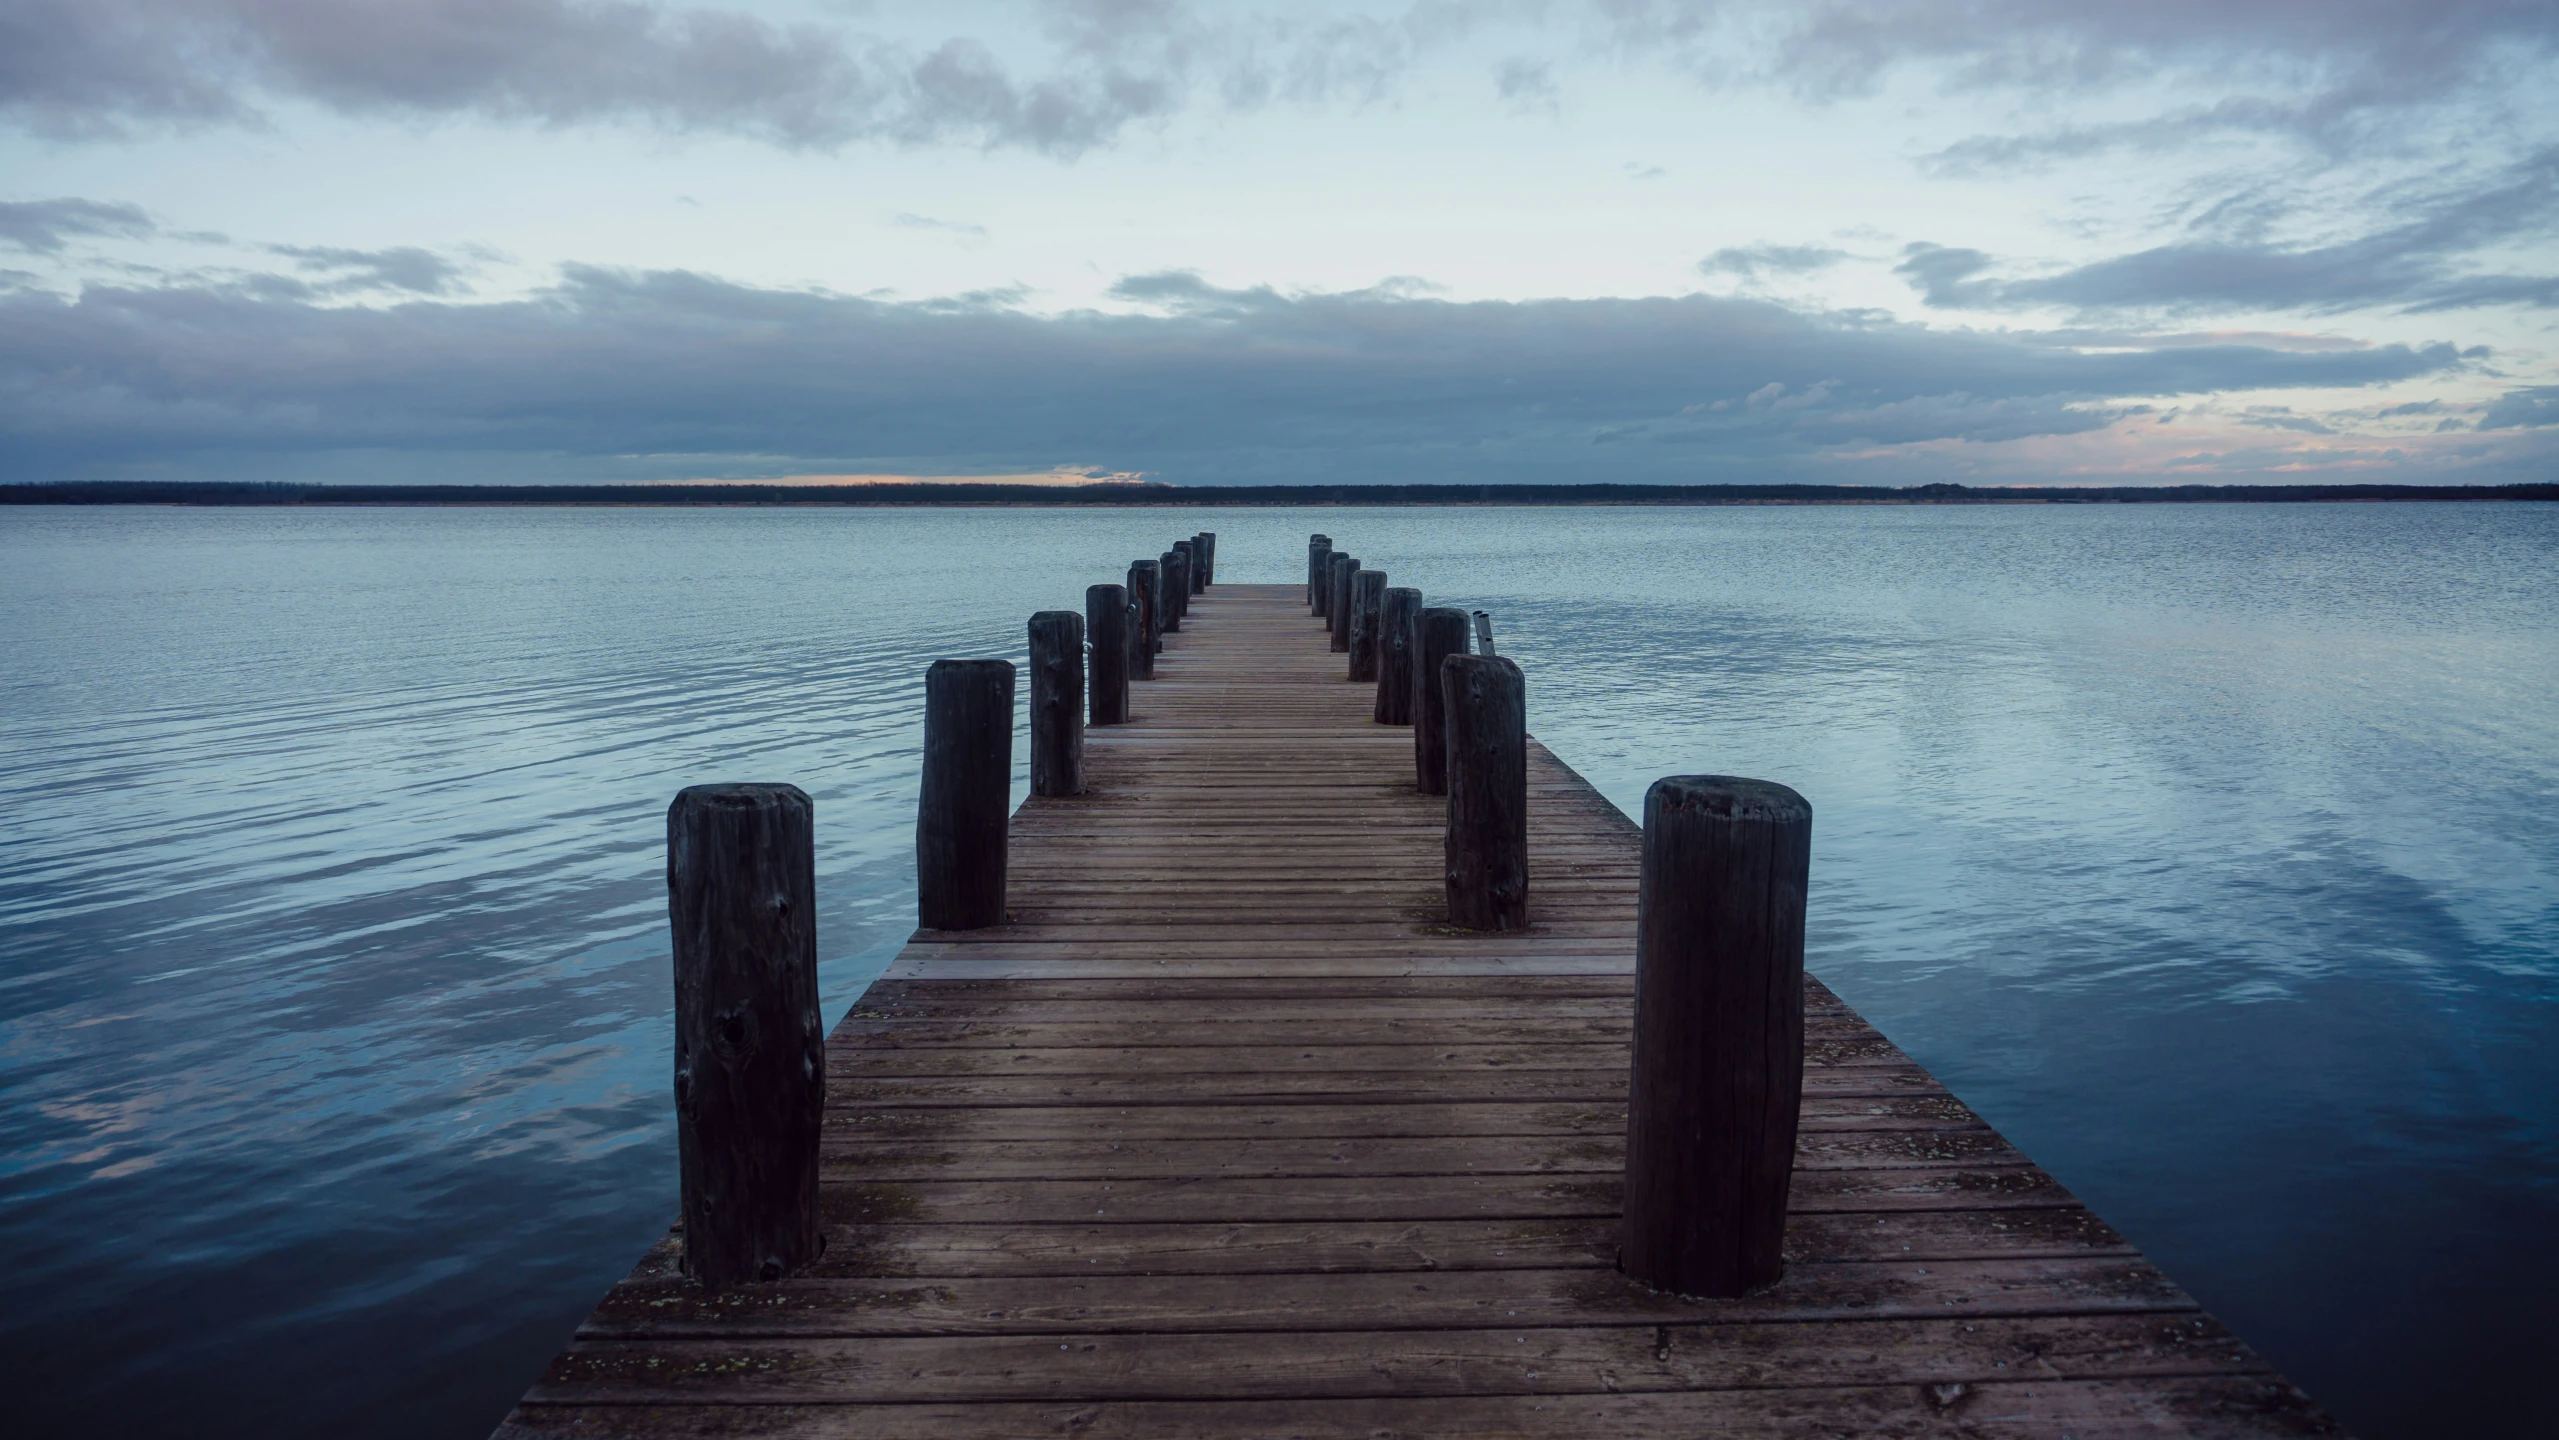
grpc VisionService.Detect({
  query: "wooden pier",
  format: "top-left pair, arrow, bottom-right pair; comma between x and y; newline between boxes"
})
499,582 -> 2341,1438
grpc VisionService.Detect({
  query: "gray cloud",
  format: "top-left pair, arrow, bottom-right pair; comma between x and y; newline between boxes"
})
2034,328 -> 2376,354
0,0 -> 1159,151
0,0 -> 1473,154
1701,244 -> 1850,278
1893,243 -> 1996,307
2235,406 -> 2335,435
1919,97 -> 2308,176
2397,274 -> 2559,315
13,1 -> 2549,161
1601,1 -> 2559,149
0,264 -> 2478,485
1899,148 -> 2559,317
2478,387 -> 2559,431
1796,393 -> 2132,446
0,197 -> 155,253
269,244 -> 472,295
887,212 -> 989,238
1493,57 -> 1557,113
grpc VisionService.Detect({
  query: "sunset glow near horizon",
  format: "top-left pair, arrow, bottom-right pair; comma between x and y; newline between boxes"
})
3,1 -> 2555,488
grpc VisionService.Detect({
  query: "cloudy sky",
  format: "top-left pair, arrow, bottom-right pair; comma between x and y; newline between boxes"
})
4,0 -> 2556,486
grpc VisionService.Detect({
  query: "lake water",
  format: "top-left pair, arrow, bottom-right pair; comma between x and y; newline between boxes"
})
1,502 -> 2552,1437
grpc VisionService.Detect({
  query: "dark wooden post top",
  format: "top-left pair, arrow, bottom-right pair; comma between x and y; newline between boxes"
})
1440,654 -> 1528,932
1127,560 -> 1161,677
916,659 -> 1013,930
1374,586 -> 1423,725
665,782 -> 822,1290
1086,584 -> 1130,726
1411,606 -> 1470,794
1160,550 -> 1187,631
1623,775 -> 1812,1299
1028,611 -> 1085,798
1347,570 -> 1388,683
1327,555 -> 1359,653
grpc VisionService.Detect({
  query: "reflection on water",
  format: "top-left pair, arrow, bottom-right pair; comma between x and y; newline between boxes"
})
1,503 -> 2552,1437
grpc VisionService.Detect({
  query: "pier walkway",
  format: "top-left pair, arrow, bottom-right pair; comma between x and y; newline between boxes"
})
500,583 -> 2339,1438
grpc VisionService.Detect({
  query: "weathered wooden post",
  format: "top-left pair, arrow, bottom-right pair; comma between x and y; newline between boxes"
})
1441,654 -> 1527,931
1347,569 -> 1388,682
1328,555 -> 1359,653
1147,561 -> 1169,652
1172,540 -> 1197,605
1127,560 -> 1160,679
1161,550 -> 1188,631
1029,611 -> 1084,797
1179,537 -> 1205,594
917,658 -> 1013,930
1412,606 -> 1470,794
667,782 -> 822,1289
1086,584 -> 1129,725
1125,560 -> 1156,680
1308,535 -> 1332,612
1622,777 -> 1812,1299
1196,532 -> 1216,586
1374,586 -> 1422,724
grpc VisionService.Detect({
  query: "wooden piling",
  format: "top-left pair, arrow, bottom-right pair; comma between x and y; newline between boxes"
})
1195,532 -> 1216,586
664,782 -> 822,1290
1347,569 -> 1388,682
1327,555 -> 1359,653
1374,586 -> 1422,724
1159,551 -> 1186,633
1126,560 -> 1160,679
1149,561 -> 1170,652
1028,611 -> 1084,797
1411,606 -> 1470,794
1176,549 -> 1194,623
1307,535 -> 1332,611
916,658 -> 1013,930
1085,584 -> 1129,726
1441,654 -> 1528,932
1622,776 -> 1813,1299
1172,540 -> 1198,603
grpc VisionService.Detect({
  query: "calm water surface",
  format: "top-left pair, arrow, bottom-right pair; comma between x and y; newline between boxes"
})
1,504 -> 2552,1437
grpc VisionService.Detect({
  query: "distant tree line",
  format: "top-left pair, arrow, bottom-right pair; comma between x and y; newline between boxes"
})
5,480 -> 2554,506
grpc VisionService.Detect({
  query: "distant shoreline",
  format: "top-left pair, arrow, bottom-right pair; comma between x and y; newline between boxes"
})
6,480 -> 2555,507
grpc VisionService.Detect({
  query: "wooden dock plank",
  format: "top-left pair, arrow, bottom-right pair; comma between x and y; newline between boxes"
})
498,582 -> 2343,1438
529,1314 -> 2274,1403
495,1379 -> 2335,1439
566,1258 -> 2201,1339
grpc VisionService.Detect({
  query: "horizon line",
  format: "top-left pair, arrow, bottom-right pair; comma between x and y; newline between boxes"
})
7,478 -> 2556,507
